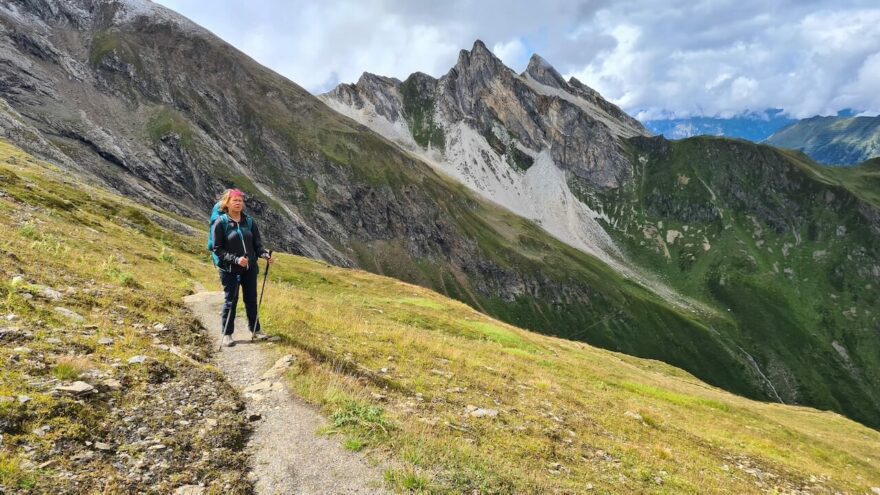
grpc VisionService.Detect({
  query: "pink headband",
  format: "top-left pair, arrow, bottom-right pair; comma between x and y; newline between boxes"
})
228,189 -> 244,198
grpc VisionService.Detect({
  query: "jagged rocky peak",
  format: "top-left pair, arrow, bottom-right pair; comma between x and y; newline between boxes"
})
523,53 -> 568,89
355,72 -> 401,90
450,39 -> 512,80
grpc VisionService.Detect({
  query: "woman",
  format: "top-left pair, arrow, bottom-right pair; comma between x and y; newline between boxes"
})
211,188 -> 274,347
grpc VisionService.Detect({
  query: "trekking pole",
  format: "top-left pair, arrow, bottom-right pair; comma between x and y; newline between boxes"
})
253,250 -> 272,341
219,273 -> 241,351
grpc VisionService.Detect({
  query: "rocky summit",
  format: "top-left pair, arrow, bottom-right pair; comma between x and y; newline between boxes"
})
1,0 -> 879,430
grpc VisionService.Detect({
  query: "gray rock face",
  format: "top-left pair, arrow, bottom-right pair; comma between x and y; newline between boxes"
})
324,40 -> 649,190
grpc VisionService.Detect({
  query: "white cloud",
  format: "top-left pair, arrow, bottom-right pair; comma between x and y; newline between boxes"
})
153,0 -> 880,118
492,38 -> 528,69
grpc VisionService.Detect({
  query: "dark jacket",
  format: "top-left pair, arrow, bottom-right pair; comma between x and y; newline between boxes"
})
211,212 -> 268,273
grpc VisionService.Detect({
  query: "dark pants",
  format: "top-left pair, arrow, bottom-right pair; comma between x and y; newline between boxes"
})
219,266 -> 260,336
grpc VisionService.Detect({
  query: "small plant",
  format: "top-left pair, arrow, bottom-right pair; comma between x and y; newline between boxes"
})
102,261 -> 142,288
330,401 -> 392,435
159,246 -> 175,264
0,453 -> 36,490
17,223 -> 40,240
343,436 -> 366,452
384,468 -> 429,492
51,357 -> 91,381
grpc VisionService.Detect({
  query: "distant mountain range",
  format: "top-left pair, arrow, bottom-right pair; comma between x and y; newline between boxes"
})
643,109 -> 796,142
644,109 -> 880,165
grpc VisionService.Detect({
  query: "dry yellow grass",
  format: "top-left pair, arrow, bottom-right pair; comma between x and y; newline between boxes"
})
215,255 -> 880,494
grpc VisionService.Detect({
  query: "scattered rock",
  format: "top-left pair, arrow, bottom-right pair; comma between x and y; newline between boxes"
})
153,323 -> 167,332
247,413 -> 262,422
465,405 -> 498,418
54,307 -> 84,322
17,395 -> 30,404
371,392 -> 387,402
94,442 -> 112,451
97,337 -> 114,345
35,285 -> 63,301
624,410 -> 644,423
430,369 -> 454,378
11,275 -> 25,286
101,379 -> 122,391
127,355 -> 147,365
6,313 -> 18,322
870,487 -> 880,495
174,486 -> 205,495
55,381 -> 95,396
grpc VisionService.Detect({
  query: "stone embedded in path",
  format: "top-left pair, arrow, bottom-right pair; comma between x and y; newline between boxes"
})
244,381 -> 271,393
55,381 -> 95,396
260,354 -> 295,380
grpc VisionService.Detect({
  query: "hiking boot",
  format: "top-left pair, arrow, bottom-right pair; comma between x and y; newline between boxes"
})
251,329 -> 268,341
222,335 -> 235,347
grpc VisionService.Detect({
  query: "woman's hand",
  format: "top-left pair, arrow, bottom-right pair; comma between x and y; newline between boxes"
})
237,256 -> 249,268
264,254 -> 274,265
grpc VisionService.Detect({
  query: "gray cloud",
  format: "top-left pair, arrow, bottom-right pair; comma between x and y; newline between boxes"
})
154,0 -> 880,118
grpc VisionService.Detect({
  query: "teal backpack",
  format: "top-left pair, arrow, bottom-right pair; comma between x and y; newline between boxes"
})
207,202 -> 253,268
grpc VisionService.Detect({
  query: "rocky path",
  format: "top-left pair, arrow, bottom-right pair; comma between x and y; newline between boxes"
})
183,291 -> 388,495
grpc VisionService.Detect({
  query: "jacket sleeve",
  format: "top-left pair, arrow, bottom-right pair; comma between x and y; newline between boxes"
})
252,219 -> 269,258
211,218 -> 240,265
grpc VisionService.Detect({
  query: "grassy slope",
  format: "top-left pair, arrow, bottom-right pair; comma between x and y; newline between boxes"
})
221,251 -> 880,494
2,138 -> 879,493
587,136 -> 880,428
0,141 -> 250,493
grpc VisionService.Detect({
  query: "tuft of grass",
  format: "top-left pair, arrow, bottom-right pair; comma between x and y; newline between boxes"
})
330,401 -> 392,435
102,262 -> 142,288
51,357 -> 91,381
343,436 -> 367,452
0,453 -> 36,490
17,223 -> 39,240
384,468 -> 430,492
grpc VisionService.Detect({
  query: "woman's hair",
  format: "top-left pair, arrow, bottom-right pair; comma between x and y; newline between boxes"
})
218,189 -> 244,213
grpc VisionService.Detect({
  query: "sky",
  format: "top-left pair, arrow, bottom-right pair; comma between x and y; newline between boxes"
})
153,0 -> 880,120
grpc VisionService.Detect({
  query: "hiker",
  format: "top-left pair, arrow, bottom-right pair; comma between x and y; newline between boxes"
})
210,188 -> 274,347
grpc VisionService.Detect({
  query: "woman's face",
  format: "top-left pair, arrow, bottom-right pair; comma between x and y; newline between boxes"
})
228,195 -> 244,213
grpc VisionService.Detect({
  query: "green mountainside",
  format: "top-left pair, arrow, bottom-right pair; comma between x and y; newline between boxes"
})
578,136 -> 880,426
